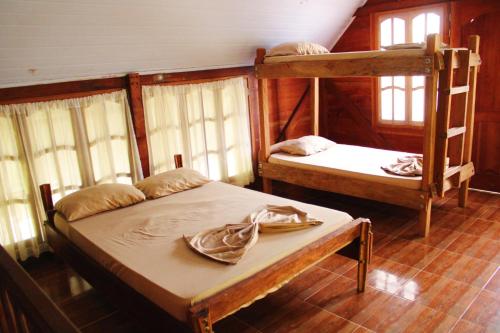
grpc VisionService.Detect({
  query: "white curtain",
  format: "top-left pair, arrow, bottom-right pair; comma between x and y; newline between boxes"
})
0,90 -> 142,260
142,77 -> 254,186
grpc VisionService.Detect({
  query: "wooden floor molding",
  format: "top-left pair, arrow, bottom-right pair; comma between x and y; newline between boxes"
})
23,187 -> 500,333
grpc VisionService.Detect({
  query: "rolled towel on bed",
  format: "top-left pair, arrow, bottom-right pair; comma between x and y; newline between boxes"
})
184,205 -> 323,264
381,155 -> 423,177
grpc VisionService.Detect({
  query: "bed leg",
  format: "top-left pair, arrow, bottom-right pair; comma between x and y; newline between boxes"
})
190,307 -> 213,333
262,177 -> 272,194
458,179 -> 469,208
418,198 -> 432,237
357,221 -> 372,292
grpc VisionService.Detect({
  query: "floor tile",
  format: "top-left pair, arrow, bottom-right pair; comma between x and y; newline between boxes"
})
360,295 -> 458,333
479,206 -> 500,222
437,199 -> 485,217
463,218 -> 500,240
423,250 -> 497,288
397,224 -> 462,249
343,255 -> 419,295
213,316 -> 261,333
451,319 -> 496,333
316,253 -> 357,275
485,269 -> 500,294
306,275 -> 390,325
58,290 -> 117,328
462,290 -> 500,332
369,214 -> 412,236
397,270 -> 480,317
446,233 -> 500,263
36,268 -> 93,304
261,301 -> 358,333
278,266 -> 340,300
430,210 -> 476,231
375,237 -> 443,269
81,311 -> 145,333
371,231 -> 395,251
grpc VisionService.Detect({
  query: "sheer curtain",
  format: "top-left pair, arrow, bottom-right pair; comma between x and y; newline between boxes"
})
0,90 -> 142,260
142,77 -> 254,186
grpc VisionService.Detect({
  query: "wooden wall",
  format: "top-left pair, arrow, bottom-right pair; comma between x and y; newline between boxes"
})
322,0 -> 500,191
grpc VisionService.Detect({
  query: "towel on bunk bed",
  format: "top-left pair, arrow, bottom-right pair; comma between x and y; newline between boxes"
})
381,155 -> 423,177
184,205 -> 323,264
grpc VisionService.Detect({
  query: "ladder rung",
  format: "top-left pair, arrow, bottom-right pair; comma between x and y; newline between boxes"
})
447,126 -> 466,138
442,85 -> 469,95
444,165 -> 461,179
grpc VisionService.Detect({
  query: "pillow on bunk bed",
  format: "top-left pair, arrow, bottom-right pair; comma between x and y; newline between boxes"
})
134,167 -> 211,199
271,135 -> 335,156
55,184 -> 146,222
266,42 -> 329,57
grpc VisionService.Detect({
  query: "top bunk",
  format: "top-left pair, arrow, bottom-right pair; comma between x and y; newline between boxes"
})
255,34 -> 481,79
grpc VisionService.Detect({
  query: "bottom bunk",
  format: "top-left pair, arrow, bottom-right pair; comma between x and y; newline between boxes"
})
261,143 -> 469,237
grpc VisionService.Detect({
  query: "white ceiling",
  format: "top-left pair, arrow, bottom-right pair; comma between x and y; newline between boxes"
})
0,0 -> 365,88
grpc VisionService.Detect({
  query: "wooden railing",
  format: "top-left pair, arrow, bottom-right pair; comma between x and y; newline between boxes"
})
0,246 -> 80,333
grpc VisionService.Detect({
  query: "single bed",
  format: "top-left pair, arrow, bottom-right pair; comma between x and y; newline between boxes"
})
40,157 -> 372,333
269,144 -> 422,190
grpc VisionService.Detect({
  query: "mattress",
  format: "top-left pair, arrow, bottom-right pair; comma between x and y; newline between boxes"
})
54,181 -> 353,322
268,144 -> 422,190
263,48 -> 427,64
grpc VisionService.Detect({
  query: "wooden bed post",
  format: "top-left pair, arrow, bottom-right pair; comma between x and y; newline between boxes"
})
39,184 -> 55,225
357,220 -> 372,292
174,154 -> 183,169
310,77 -> 319,136
419,34 -> 440,237
459,35 -> 480,207
256,48 -> 272,194
190,307 -> 213,333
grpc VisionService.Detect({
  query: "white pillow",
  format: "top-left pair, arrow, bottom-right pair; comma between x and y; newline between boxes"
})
267,42 -> 329,57
134,167 -> 211,199
271,136 -> 335,156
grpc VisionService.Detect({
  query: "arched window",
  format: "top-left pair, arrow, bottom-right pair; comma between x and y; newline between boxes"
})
376,6 -> 446,125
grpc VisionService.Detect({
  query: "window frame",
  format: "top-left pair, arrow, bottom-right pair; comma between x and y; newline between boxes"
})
371,4 -> 450,134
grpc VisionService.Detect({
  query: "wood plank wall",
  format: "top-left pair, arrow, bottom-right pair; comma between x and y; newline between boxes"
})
322,0 -> 500,191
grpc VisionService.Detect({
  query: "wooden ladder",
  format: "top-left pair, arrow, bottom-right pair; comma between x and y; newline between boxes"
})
434,37 -> 480,199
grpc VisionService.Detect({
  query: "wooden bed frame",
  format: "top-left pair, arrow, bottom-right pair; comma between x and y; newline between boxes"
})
39,155 -> 373,333
255,34 -> 481,237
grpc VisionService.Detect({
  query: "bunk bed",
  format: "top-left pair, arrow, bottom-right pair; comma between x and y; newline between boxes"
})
39,155 -> 373,333
255,34 -> 481,237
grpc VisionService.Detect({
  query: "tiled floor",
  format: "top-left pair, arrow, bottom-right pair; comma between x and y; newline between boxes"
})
24,187 -> 500,332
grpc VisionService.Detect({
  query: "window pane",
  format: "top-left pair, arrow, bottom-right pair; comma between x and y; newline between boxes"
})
394,89 -> 406,121
412,14 -> 426,43
427,13 -> 440,35
380,18 -> 392,46
412,76 -> 425,88
394,76 -> 405,88
393,18 -> 405,44
381,76 -> 392,88
412,89 -> 425,122
381,89 -> 393,120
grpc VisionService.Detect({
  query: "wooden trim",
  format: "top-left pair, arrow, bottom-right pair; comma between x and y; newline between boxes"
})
262,162 -> 426,210
0,77 -> 127,105
355,0 -> 450,17
140,67 -> 253,86
256,52 -> 434,79
127,73 -> 150,178
310,78 -> 319,135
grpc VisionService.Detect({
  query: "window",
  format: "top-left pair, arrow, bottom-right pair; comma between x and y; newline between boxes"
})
0,90 -> 142,260
142,77 -> 254,186
376,6 -> 446,125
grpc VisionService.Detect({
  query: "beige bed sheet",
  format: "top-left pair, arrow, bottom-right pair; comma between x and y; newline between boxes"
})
268,144 -> 422,190
55,181 -> 353,322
